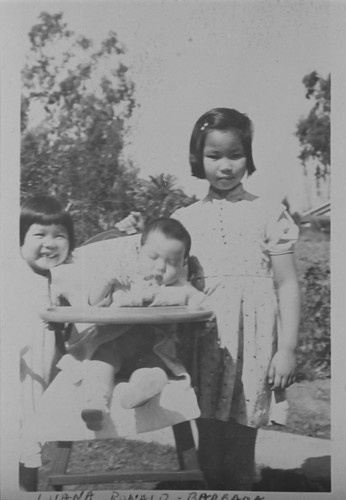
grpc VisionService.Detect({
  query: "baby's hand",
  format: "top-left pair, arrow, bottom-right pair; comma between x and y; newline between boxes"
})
150,287 -> 188,306
107,274 -> 132,290
111,282 -> 155,307
89,273 -> 131,306
267,349 -> 296,389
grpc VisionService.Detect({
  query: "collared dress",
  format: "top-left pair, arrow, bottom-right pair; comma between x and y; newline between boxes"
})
173,189 -> 299,428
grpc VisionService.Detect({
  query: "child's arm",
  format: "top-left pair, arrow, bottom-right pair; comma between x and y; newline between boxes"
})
89,273 -> 131,306
149,284 -> 189,306
149,281 -> 208,307
268,253 -> 300,389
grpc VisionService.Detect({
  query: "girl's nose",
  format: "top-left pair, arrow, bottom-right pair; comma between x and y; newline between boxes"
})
219,160 -> 233,173
43,236 -> 56,248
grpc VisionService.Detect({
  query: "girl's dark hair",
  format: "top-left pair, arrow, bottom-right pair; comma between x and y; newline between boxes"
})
20,195 -> 75,251
140,217 -> 191,258
189,107 -> 256,179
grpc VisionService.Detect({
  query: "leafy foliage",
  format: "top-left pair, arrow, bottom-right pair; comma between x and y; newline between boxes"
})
21,12 -> 195,244
296,261 -> 330,380
131,174 -> 197,222
296,71 -> 330,171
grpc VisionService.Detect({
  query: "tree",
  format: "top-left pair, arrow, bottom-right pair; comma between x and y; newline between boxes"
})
296,72 -> 330,175
21,12 -> 196,243
132,174 -> 197,223
21,12 -> 137,243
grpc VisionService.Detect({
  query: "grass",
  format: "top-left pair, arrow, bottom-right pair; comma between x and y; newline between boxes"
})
294,227 -> 330,278
294,227 -> 330,380
263,378 -> 330,439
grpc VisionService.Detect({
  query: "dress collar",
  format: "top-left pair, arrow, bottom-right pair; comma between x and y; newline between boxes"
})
205,183 -> 246,202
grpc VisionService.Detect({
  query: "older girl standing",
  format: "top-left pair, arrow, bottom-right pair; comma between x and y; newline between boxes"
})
173,108 -> 300,490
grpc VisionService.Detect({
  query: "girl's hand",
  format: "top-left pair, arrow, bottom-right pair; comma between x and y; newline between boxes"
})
268,349 -> 296,389
115,212 -> 145,234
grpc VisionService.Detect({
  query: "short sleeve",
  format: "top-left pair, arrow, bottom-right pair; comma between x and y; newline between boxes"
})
266,209 -> 299,255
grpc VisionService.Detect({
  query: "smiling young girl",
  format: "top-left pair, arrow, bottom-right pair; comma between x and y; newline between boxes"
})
19,195 -> 75,490
173,108 -> 300,490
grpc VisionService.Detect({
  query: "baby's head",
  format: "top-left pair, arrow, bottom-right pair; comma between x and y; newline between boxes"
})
20,195 -> 75,275
189,107 -> 256,179
139,218 -> 191,286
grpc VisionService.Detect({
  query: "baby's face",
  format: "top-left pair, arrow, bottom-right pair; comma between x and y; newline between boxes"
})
138,230 -> 186,286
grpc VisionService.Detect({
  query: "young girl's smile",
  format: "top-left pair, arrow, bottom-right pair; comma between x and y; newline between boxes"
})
203,129 -> 247,191
21,223 -> 70,275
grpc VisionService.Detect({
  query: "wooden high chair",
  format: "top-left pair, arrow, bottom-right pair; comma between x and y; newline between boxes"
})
43,229 -> 210,491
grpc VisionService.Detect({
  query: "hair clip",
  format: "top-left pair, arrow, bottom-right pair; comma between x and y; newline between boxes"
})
200,122 -> 209,131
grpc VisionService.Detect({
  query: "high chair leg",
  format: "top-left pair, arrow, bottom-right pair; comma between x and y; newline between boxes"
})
173,420 -> 199,470
49,441 -> 73,491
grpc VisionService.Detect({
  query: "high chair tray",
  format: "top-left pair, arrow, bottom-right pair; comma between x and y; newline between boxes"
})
41,306 -> 213,325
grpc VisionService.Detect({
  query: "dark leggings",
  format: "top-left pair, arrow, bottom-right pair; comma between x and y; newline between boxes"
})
197,417 -> 258,491
92,327 -> 170,379
19,463 -> 38,492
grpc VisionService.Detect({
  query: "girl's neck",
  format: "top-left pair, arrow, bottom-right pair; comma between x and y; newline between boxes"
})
208,182 -> 247,201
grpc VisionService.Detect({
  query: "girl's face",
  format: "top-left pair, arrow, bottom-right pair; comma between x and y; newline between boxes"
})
203,129 -> 247,191
139,230 -> 186,286
21,223 -> 70,275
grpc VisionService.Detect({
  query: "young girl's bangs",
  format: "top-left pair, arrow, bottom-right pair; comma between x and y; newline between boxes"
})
20,197 -> 75,250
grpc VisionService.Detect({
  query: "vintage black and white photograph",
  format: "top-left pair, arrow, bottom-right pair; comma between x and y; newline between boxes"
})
1,1 -> 344,499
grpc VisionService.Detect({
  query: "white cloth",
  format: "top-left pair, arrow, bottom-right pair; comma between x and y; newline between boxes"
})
22,359 -> 200,441
17,258 -> 57,466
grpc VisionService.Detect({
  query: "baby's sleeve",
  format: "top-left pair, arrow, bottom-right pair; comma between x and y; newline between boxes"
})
265,207 -> 299,256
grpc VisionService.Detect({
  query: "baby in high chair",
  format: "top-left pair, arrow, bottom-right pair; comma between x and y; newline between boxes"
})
75,217 -> 207,430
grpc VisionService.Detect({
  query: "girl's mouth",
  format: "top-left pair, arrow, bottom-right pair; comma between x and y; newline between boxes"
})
40,253 -> 58,259
144,275 -> 163,285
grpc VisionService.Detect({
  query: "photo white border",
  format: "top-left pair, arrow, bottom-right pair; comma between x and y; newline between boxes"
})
1,1 -> 345,499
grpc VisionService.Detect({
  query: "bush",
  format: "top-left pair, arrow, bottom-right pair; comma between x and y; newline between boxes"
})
296,263 -> 330,380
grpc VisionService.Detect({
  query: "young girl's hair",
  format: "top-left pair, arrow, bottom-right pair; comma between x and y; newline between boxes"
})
189,107 -> 256,179
141,217 -> 191,259
20,194 -> 75,251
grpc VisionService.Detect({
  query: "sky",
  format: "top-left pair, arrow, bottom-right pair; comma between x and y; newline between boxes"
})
19,0 -> 331,211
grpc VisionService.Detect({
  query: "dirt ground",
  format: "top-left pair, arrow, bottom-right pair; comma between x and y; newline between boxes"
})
265,378 -> 330,439
38,377 -> 330,491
